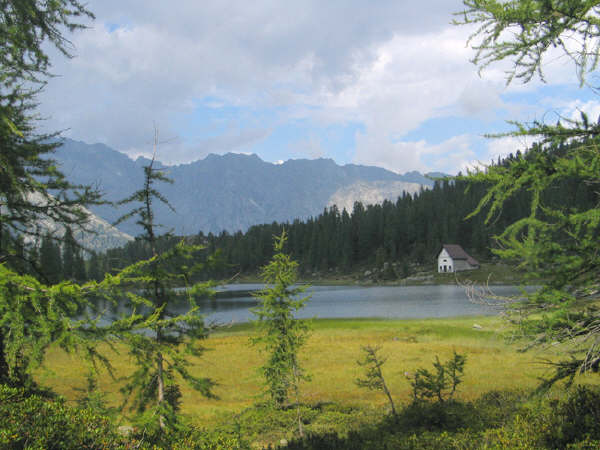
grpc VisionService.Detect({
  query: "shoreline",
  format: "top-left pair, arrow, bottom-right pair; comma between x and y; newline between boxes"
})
228,278 -> 538,288
228,262 -> 539,288
213,314 -> 500,333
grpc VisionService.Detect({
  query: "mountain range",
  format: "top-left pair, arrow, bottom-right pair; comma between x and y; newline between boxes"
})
53,139 -> 436,237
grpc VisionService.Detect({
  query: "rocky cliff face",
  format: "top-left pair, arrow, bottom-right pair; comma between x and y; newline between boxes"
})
16,192 -> 133,253
53,139 -> 435,236
327,180 -> 424,212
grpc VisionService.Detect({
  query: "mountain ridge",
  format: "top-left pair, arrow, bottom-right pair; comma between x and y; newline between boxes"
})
53,138 -> 437,236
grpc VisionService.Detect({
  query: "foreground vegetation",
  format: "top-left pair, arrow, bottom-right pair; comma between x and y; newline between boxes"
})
26,316 -> 599,448
7,380 -> 600,449
3,0 -> 600,448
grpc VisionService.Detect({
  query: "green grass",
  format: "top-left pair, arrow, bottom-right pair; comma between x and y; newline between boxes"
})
234,261 -> 536,286
430,262 -> 538,285
34,315 -> 600,448
37,316 -> 560,425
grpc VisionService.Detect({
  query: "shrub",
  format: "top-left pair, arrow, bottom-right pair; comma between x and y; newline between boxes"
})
545,385 -> 600,448
471,390 -> 527,429
398,399 -> 475,432
482,386 -> 600,449
411,351 -> 466,403
169,427 -> 250,450
0,384 -> 124,449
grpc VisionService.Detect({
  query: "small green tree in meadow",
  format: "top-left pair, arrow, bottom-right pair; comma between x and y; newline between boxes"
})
411,351 -> 466,404
107,130 -> 216,435
252,231 -> 311,435
355,345 -> 397,419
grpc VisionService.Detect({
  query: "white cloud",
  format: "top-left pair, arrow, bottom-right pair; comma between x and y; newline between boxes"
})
38,1 -> 480,161
314,26 -> 483,127
330,26 -> 511,173
353,134 -> 479,175
564,99 -> 600,123
456,80 -> 504,119
34,0 -> 587,175
352,132 -> 538,175
287,134 -> 325,159
461,136 -> 533,172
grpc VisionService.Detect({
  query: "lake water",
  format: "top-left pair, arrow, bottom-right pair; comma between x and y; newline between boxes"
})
198,284 -> 530,324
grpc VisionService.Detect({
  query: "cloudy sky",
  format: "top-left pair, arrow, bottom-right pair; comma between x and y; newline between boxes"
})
38,0 -> 599,175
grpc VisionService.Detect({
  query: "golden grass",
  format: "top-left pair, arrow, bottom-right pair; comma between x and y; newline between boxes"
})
36,316 -> 563,426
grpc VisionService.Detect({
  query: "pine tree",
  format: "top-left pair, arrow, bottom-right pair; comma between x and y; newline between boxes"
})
356,345 -> 397,419
62,228 -> 77,281
0,1 -> 102,385
109,130 -> 215,434
73,248 -> 86,282
39,232 -> 62,284
251,231 -> 311,434
0,1 -> 100,263
0,264 -> 102,388
87,252 -> 102,282
456,0 -> 600,385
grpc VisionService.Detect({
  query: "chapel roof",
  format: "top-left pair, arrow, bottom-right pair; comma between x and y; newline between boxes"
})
441,244 -> 479,266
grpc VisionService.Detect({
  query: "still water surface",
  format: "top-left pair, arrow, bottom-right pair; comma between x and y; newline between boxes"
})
199,284 -> 528,324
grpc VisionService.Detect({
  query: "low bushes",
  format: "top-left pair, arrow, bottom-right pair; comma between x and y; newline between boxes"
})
0,384 -> 249,449
0,385 -> 123,449
486,385 -> 600,449
4,381 -> 600,448
283,386 -> 600,449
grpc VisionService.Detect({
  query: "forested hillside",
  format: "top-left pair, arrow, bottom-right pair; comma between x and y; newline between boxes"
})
65,145 -> 592,283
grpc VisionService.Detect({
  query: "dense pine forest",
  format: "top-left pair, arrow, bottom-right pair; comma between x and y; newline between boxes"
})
9,145 -> 593,285
5,175 -> 499,283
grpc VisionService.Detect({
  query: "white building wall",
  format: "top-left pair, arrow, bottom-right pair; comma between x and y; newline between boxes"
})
437,249 -> 454,273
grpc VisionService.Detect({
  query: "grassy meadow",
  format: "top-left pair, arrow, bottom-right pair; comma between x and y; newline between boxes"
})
37,315 -> 567,427
236,261 -> 535,287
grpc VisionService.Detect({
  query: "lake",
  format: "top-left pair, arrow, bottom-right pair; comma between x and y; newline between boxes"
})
198,284 -> 530,324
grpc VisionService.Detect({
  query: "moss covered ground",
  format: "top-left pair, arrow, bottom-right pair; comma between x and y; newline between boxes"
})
32,315 -> 600,447
38,316 -> 568,425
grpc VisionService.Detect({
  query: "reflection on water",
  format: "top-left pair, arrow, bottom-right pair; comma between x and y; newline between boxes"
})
89,284 -> 532,326
217,283 -> 265,292
196,284 -> 531,324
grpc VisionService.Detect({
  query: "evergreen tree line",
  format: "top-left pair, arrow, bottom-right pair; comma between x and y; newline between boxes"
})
204,174 -> 519,277
78,146 -> 596,282
6,144 -> 593,286
2,229 -> 87,284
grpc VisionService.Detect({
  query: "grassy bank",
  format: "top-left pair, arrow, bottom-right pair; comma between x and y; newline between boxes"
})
38,315 -> 563,428
233,262 -> 534,287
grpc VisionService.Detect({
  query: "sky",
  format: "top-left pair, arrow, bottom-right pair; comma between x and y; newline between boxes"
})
37,1 -> 600,175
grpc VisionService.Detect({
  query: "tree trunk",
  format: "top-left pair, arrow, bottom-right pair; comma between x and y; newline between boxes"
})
296,403 -> 304,438
157,349 -> 166,430
379,367 -> 397,420
0,329 -> 9,383
0,223 -> 8,382
293,362 -> 304,437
